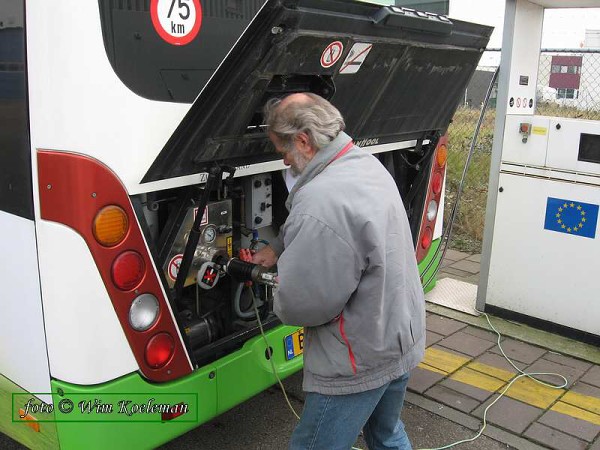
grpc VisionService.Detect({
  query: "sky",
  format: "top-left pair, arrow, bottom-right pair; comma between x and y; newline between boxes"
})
449,0 -> 600,49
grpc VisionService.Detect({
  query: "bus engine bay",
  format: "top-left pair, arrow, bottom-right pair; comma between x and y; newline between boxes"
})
132,138 -> 442,368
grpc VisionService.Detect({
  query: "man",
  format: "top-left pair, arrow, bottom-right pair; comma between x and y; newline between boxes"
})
253,93 -> 426,450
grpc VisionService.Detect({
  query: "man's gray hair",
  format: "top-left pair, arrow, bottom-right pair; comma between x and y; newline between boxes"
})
263,93 -> 345,151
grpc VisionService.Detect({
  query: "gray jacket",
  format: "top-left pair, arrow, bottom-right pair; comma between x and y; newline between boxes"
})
271,132 -> 426,395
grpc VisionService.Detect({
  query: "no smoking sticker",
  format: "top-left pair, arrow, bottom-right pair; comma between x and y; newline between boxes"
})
321,41 -> 344,68
168,254 -> 183,281
151,0 -> 202,46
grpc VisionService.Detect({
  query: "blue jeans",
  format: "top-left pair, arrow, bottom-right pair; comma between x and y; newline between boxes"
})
289,373 -> 412,450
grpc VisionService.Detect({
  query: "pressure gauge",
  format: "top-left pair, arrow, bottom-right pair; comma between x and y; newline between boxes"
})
202,225 -> 217,244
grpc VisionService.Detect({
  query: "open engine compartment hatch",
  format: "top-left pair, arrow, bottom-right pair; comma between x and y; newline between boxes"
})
142,0 -> 492,183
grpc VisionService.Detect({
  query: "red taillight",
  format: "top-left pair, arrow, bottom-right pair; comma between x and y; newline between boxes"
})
432,173 -> 443,195
421,227 -> 433,250
111,251 -> 146,291
416,135 -> 447,263
38,151 -> 192,382
145,333 -> 175,369
161,403 -> 187,421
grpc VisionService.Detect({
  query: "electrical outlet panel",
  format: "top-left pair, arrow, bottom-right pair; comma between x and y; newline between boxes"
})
245,174 -> 272,229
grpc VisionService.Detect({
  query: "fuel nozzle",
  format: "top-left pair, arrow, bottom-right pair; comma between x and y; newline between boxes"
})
224,258 -> 278,287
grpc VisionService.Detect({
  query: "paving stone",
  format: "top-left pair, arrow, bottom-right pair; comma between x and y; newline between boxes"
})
439,267 -> 472,279
466,253 -> 482,263
538,409 -> 600,442
465,274 -> 480,285
443,249 -> 470,262
474,351 -> 522,374
571,381 -> 600,400
526,358 -> 588,388
425,384 -> 480,413
437,331 -> 497,358
426,315 -> 468,336
543,352 -> 593,373
449,259 -> 480,274
590,437 -> 600,449
489,338 -> 546,364
408,367 -> 445,394
524,422 -> 587,450
440,377 -> 495,402
426,330 -> 444,347
462,326 -> 500,344
472,395 -> 542,434
582,366 -> 600,389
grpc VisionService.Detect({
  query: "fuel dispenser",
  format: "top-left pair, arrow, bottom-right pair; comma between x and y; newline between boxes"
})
478,0 -> 600,342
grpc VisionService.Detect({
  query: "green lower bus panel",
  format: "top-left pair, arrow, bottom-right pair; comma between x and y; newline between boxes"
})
48,324 -> 302,450
4,242 -> 439,450
1,374 -> 59,450
419,238 -> 442,293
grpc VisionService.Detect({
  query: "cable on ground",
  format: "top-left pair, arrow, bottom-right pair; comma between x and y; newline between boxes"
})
418,311 -> 567,450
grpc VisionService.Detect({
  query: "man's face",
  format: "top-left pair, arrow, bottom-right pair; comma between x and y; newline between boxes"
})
269,133 -> 311,176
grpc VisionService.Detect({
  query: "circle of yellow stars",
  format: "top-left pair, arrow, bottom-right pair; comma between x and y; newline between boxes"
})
555,202 -> 587,233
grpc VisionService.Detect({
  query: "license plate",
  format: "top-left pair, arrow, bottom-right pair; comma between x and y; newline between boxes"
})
284,329 -> 304,361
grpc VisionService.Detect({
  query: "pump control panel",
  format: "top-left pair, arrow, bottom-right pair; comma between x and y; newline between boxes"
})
245,174 -> 273,229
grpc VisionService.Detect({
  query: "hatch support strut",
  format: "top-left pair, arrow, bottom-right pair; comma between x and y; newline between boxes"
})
173,164 -> 236,302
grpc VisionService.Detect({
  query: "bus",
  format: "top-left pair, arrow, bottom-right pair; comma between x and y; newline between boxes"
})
0,0 -> 491,448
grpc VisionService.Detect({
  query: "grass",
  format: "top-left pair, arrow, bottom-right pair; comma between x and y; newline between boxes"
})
444,102 -> 600,253
445,107 -> 494,253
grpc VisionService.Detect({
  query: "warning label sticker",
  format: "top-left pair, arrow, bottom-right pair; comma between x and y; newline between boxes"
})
151,0 -> 203,46
320,41 -> 344,68
193,206 -> 209,226
168,254 -> 183,281
339,43 -> 373,75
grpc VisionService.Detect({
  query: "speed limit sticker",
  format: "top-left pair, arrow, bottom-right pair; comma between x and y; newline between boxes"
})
151,0 -> 203,46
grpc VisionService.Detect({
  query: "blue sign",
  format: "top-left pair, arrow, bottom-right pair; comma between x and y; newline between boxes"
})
544,197 -> 599,239
284,335 -> 295,360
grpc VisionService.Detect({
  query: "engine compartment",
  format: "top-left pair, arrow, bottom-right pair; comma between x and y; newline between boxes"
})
132,141 -> 437,369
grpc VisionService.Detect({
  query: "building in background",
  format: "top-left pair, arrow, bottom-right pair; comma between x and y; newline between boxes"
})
549,55 -> 582,100
536,30 -> 600,110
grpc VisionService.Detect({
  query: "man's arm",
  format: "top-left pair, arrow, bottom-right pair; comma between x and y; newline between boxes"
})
274,214 -> 362,327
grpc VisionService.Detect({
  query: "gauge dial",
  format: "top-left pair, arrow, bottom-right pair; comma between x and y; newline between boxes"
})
202,225 -> 217,244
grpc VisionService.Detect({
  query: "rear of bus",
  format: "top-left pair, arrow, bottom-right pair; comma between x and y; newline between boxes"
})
0,1 -> 490,448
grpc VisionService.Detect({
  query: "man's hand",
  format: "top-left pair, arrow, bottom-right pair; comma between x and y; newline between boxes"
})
252,245 -> 278,268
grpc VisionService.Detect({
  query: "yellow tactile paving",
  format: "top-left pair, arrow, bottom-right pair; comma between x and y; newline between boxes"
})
419,346 -> 600,427
467,361 -> 515,382
422,347 -> 470,374
450,367 -> 506,392
551,401 -> 600,426
419,347 -> 600,425
418,362 -> 447,375
561,391 -> 600,415
503,377 -> 565,409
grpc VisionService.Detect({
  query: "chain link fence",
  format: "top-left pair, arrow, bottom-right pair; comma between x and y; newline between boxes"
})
445,49 -> 600,253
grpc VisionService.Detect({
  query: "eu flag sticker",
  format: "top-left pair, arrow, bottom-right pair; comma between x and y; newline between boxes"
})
544,197 -> 599,239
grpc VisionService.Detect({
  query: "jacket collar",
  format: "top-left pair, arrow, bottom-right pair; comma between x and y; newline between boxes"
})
285,131 -> 353,211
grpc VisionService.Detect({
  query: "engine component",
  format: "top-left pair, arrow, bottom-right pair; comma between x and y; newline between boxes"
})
225,258 -> 278,287
245,174 -> 272,229
180,311 -> 220,352
161,199 -> 233,288
197,262 -> 220,290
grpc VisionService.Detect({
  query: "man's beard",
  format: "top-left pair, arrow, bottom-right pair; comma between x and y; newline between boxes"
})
289,148 -> 311,176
